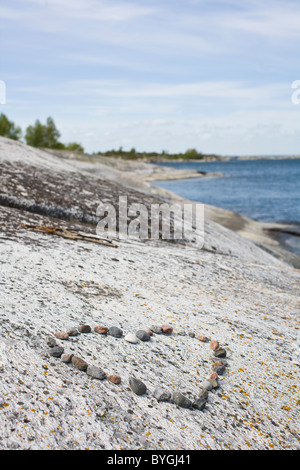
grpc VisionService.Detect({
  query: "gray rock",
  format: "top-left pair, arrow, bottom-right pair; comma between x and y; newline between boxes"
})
187,330 -> 195,338
125,333 -> 139,344
212,365 -> 226,375
149,325 -> 162,334
66,327 -> 79,336
172,391 -> 192,409
78,324 -> 91,333
153,387 -> 171,402
49,346 -> 64,357
198,387 -> 209,400
46,335 -> 57,348
201,380 -> 213,391
193,397 -> 207,410
129,376 -> 147,395
61,353 -> 74,363
87,365 -> 106,380
136,330 -> 151,341
108,326 -> 123,338
213,348 -> 227,358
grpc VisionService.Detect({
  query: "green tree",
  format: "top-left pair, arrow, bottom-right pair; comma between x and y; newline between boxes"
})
25,116 -> 63,149
0,113 -> 22,140
65,142 -> 84,153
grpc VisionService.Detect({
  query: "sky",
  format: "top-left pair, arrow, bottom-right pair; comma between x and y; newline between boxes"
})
1,0 -> 300,156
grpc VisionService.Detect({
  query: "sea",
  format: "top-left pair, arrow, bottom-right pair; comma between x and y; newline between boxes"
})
153,158 -> 300,256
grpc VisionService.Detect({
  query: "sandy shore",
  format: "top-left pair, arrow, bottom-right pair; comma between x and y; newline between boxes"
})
0,137 -> 299,450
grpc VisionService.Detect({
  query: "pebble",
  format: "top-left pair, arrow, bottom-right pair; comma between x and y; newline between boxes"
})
209,371 -> 219,380
161,324 -> 173,335
210,339 -> 219,350
212,359 -> 228,367
49,346 -> 64,357
153,387 -> 171,402
212,365 -> 225,375
201,380 -> 213,391
172,391 -> 192,409
87,365 -> 106,380
78,325 -> 91,333
207,378 -> 219,389
66,327 -> 79,336
187,330 -> 195,338
108,374 -> 121,384
192,397 -> 207,410
129,376 -> 147,395
196,334 -> 209,342
145,329 -> 153,336
94,326 -> 108,335
71,356 -> 88,371
54,331 -> 69,341
108,326 -> 123,338
213,348 -> 227,358
61,353 -> 74,363
136,330 -> 151,342
198,387 -> 209,400
124,333 -> 139,344
149,325 -> 162,334
45,335 -> 57,348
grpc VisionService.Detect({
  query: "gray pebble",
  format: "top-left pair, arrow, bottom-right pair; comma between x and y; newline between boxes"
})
172,391 -> 192,409
213,348 -> 227,358
61,353 -> 74,363
149,325 -> 162,334
66,327 -> 79,336
87,365 -> 106,380
108,326 -> 123,338
45,335 -> 57,348
129,376 -> 147,395
136,330 -> 151,342
153,387 -> 171,402
193,397 -> 207,410
49,346 -> 64,357
213,365 -> 226,375
78,324 -> 91,333
124,333 -> 139,344
201,380 -> 213,391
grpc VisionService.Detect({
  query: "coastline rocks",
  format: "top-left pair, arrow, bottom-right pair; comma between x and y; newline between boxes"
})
197,334 -> 209,343
94,326 -> 108,335
54,331 -> 69,341
129,377 -> 147,395
61,353 -> 74,363
46,335 -> 57,348
78,325 -> 91,333
161,324 -> 173,335
87,365 -> 106,380
210,340 -> 219,351
136,330 -> 151,342
49,345 -> 64,357
149,325 -> 162,334
108,374 -> 121,385
213,348 -> 227,358
124,333 -> 139,344
153,387 -> 171,402
172,391 -> 192,409
108,326 -> 123,338
71,356 -> 88,371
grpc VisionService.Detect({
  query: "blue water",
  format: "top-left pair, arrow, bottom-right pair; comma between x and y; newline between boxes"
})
154,158 -> 300,255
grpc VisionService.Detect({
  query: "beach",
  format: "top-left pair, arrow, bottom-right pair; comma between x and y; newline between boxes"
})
0,136 -> 299,450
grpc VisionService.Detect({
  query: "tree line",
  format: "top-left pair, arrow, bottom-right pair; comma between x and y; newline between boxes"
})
0,113 -> 84,152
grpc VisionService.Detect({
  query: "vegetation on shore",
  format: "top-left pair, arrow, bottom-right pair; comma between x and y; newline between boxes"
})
0,113 -> 221,160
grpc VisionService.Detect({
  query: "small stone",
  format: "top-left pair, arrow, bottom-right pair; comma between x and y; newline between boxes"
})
125,333 -> 139,344
161,324 -> 173,335
108,326 -> 123,338
201,380 -> 213,391
45,335 -> 57,348
149,325 -> 162,334
196,334 -> 209,343
212,365 -> 225,375
49,346 -> 64,357
187,330 -> 195,338
87,365 -> 106,380
209,371 -> 219,380
153,387 -> 171,402
94,326 -> 109,335
66,327 -> 79,336
213,348 -> 227,358
210,339 -> 219,350
108,374 -> 121,384
136,330 -> 151,342
72,356 -> 88,371
193,397 -> 207,410
212,359 -> 228,367
198,387 -> 209,400
207,378 -> 219,389
145,329 -> 153,336
129,376 -> 147,395
54,331 -> 69,341
177,329 -> 186,336
61,353 -> 74,363
78,324 -> 91,333
172,391 -> 192,409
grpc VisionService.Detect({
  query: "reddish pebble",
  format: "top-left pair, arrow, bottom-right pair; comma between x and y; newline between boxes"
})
108,374 -> 121,384
54,331 -> 69,340
145,329 -> 153,336
210,339 -> 219,351
209,372 -> 218,380
94,326 -> 109,335
196,334 -> 209,343
161,324 -> 173,335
